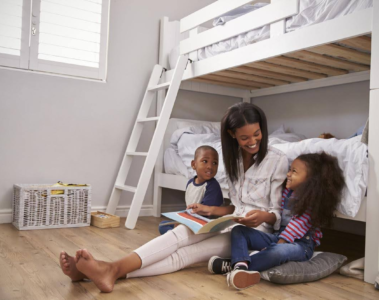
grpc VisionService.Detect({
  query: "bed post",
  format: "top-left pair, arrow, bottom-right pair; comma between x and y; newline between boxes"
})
153,17 -> 179,217
364,1 -> 379,284
270,0 -> 289,38
189,28 -> 199,62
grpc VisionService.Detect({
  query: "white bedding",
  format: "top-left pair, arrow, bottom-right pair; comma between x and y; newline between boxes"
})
163,122 -> 368,218
169,0 -> 373,69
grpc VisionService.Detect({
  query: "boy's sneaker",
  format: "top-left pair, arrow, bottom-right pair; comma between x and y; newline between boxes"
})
226,269 -> 260,290
375,273 -> 379,290
208,256 -> 232,274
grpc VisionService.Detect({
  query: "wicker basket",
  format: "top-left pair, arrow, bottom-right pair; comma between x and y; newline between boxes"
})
12,184 -> 91,230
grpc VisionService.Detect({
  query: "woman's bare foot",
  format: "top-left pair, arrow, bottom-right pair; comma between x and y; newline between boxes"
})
76,249 -> 120,293
59,251 -> 86,282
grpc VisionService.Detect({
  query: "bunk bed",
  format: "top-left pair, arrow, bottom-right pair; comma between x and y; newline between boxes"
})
152,0 -> 379,284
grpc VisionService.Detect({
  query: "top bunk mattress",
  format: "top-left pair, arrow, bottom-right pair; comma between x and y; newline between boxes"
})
169,0 -> 373,69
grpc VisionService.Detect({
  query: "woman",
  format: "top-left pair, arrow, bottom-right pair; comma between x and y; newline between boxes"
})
59,102 -> 288,292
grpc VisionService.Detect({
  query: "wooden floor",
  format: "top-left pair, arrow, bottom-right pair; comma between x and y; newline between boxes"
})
0,217 -> 377,300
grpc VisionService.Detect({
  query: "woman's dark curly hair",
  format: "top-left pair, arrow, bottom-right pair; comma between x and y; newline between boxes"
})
288,152 -> 345,228
221,102 -> 268,183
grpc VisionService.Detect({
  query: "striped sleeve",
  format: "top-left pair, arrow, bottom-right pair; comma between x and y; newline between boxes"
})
279,211 -> 312,243
312,228 -> 323,246
281,188 -> 290,213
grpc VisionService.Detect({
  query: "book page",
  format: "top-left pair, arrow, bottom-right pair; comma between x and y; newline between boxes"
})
162,210 -> 238,234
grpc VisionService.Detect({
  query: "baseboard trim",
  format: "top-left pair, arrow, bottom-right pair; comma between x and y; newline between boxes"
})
0,209 -> 12,224
0,204 -> 186,224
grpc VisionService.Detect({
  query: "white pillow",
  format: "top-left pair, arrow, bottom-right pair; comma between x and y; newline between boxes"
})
176,120 -> 220,132
269,125 -> 307,144
169,45 -> 180,70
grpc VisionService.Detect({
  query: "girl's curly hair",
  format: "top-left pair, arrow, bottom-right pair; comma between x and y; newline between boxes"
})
288,152 -> 345,228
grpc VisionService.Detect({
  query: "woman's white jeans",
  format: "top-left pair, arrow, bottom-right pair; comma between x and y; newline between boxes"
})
127,225 -> 231,278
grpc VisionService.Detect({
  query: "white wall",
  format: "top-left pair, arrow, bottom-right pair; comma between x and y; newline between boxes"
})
253,81 -> 370,139
0,0 -> 226,222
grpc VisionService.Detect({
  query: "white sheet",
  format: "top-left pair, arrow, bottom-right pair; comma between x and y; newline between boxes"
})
163,122 -> 368,218
169,0 -> 373,69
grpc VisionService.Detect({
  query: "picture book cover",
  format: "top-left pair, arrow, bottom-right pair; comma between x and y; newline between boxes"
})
161,209 -> 237,234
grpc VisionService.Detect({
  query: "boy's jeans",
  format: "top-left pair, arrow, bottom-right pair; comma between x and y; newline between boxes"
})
231,225 -> 314,272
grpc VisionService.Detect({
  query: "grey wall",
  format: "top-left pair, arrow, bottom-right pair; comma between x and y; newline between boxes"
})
253,81 -> 370,139
0,0 -> 229,217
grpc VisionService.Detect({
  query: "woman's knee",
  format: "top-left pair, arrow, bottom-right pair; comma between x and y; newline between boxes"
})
171,224 -> 192,236
170,225 -> 193,243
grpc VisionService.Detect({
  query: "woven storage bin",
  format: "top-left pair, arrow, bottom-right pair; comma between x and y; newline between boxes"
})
12,184 -> 91,230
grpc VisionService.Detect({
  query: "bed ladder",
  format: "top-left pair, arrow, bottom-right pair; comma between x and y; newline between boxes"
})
106,55 -> 189,229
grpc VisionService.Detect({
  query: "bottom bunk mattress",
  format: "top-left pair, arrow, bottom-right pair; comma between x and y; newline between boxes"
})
163,120 -> 368,219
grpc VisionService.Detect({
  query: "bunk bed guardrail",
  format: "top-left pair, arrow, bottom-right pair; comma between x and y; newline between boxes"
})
180,0 -> 299,55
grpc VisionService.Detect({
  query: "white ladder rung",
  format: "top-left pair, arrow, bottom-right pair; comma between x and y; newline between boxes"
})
106,56 -> 189,229
148,81 -> 171,92
115,184 -> 136,193
126,152 -> 148,156
137,117 -> 160,123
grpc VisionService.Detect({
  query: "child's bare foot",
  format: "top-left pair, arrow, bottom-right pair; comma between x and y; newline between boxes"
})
76,249 -> 120,293
59,251 -> 86,281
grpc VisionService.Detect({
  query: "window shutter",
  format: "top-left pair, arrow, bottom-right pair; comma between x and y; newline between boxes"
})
29,0 -> 109,80
0,0 -> 31,68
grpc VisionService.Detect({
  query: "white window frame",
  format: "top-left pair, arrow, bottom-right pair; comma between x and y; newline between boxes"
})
0,0 -> 110,81
0,0 -> 31,69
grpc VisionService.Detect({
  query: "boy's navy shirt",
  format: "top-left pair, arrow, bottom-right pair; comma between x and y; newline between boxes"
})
185,177 -> 223,207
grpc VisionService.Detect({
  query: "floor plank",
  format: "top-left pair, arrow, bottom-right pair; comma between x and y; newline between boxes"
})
0,218 -> 376,300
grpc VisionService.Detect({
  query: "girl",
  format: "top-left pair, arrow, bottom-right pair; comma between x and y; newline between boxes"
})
211,152 -> 345,290
59,102 -> 288,293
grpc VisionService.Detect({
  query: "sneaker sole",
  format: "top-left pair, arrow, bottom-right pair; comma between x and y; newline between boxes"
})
232,271 -> 260,290
207,256 -> 219,274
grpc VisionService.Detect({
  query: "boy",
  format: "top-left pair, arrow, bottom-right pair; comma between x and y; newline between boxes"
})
159,145 -> 224,234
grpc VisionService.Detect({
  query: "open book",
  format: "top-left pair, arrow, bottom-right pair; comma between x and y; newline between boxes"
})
161,210 -> 237,234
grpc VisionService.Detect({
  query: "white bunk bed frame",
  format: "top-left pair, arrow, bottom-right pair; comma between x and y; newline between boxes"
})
152,0 -> 379,284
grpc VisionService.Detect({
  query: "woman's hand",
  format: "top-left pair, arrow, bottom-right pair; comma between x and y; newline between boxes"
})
187,203 -> 213,216
235,210 -> 269,227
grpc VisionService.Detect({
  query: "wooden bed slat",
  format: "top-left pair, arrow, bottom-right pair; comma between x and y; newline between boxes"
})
247,61 -> 327,80
191,77 -> 259,90
233,66 -> 308,83
214,70 -> 290,86
307,44 -> 371,65
201,74 -> 274,88
184,35 -> 372,92
285,50 -> 370,72
265,56 -> 348,76
338,36 -> 372,52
